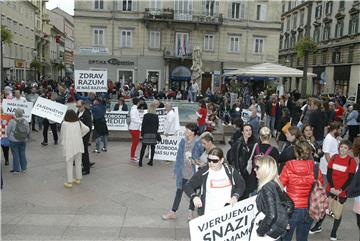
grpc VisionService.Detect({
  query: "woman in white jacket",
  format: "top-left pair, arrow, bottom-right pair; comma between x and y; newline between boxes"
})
129,97 -> 141,162
61,109 -> 89,188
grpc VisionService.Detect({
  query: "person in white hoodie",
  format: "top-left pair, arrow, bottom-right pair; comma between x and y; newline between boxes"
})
129,98 -> 141,162
61,109 -> 89,188
163,102 -> 180,136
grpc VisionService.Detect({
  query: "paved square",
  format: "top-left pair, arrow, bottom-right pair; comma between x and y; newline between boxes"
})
1,132 -> 358,240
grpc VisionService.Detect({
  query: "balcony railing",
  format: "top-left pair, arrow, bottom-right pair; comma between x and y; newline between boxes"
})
144,8 -> 223,25
163,47 -> 193,59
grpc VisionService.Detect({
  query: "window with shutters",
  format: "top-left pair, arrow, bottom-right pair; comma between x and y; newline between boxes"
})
332,51 -> 341,64
254,38 -> 264,53
230,1 -> 244,19
315,5 -> 322,18
339,0 -> 345,9
120,30 -> 132,48
94,0 -> 104,10
335,19 -> 344,38
293,12 -> 297,28
204,34 -> 215,51
229,36 -> 240,53
348,46 -> 354,63
286,16 -> 291,30
149,31 -> 160,49
122,0 -> 132,11
93,28 -> 105,46
175,0 -> 193,21
349,13 -> 359,34
313,26 -> 321,43
323,23 -> 331,41
256,4 -> 267,21
300,9 -> 305,25
325,1 -> 332,15
204,0 -> 217,16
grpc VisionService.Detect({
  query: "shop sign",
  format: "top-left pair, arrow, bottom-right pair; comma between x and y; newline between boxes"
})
15,60 -> 24,68
88,58 -> 134,66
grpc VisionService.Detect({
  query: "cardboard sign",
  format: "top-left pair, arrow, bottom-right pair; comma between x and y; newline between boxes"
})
105,111 -> 128,131
75,70 -> 108,92
189,196 -> 257,241
31,97 -> 68,123
2,99 -> 33,122
153,135 -> 182,161
241,109 -> 261,123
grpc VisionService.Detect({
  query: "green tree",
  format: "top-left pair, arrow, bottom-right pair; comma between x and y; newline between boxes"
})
294,37 -> 317,97
30,59 -> 43,81
1,25 -> 13,89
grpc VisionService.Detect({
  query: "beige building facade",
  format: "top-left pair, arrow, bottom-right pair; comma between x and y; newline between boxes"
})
279,0 -> 360,100
0,0 -> 47,81
74,0 -> 282,92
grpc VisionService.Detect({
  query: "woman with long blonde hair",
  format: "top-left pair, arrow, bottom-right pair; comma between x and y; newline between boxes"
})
250,155 -> 290,241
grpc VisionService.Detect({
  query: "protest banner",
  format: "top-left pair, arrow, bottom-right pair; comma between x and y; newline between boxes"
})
189,196 -> 258,241
241,109 -> 261,123
105,111 -> 128,131
153,135 -> 182,161
2,99 -> 33,122
31,97 -> 68,123
74,70 -> 108,92
138,107 -> 180,133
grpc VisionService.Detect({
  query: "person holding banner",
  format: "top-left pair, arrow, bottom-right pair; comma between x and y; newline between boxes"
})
138,103 -> 159,167
250,155 -> 290,241
162,123 -> 203,221
163,102 -> 178,136
41,92 -> 59,146
184,147 -> 245,216
129,98 -> 141,162
61,110 -> 90,188
1,107 -> 13,166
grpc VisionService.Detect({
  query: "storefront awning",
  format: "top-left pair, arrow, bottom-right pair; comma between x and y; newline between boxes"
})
170,66 -> 191,81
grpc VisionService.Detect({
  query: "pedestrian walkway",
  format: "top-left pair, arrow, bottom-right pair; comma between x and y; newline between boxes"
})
1,132 -> 358,240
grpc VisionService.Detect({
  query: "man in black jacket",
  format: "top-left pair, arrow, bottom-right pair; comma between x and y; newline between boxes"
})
77,100 -> 93,175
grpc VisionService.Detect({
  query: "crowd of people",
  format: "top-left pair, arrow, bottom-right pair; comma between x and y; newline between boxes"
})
1,77 -> 360,241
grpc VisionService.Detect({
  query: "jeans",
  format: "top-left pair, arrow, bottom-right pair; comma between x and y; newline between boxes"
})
172,178 -> 195,212
266,116 -> 276,136
95,135 -> 108,150
198,124 -> 206,135
129,130 -> 140,159
10,141 -> 27,172
283,208 -> 313,241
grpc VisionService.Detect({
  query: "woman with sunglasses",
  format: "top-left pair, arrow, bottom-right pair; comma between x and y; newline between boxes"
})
250,155 -> 289,241
184,147 -> 245,216
162,123 -> 204,221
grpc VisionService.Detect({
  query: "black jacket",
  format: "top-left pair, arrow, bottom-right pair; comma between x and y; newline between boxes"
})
255,181 -> 288,239
141,113 -> 159,135
184,164 -> 245,216
78,108 -> 92,139
113,103 -> 128,111
278,142 -> 295,172
309,109 -> 327,141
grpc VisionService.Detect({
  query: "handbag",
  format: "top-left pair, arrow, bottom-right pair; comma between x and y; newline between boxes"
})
281,121 -> 291,134
79,121 -> 90,137
328,196 -> 344,220
156,133 -> 162,142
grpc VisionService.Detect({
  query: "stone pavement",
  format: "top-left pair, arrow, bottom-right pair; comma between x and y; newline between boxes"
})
1,131 -> 358,240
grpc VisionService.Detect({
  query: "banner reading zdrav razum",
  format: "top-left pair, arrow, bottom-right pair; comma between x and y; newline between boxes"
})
105,111 -> 128,131
2,99 -> 33,122
74,70 -> 108,92
31,97 -> 68,123
189,196 -> 258,241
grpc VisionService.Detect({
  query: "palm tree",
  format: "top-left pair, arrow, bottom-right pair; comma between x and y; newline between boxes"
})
294,37 -> 317,97
1,25 -> 13,89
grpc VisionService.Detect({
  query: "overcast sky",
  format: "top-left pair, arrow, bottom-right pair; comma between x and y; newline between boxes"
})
47,0 -> 74,15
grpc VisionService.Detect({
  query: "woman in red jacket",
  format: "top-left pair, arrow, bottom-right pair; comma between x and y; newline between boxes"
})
280,140 -> 323,241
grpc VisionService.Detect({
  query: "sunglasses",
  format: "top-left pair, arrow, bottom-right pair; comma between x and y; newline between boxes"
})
254,165 -> 260,171
207,158 -> 220,163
